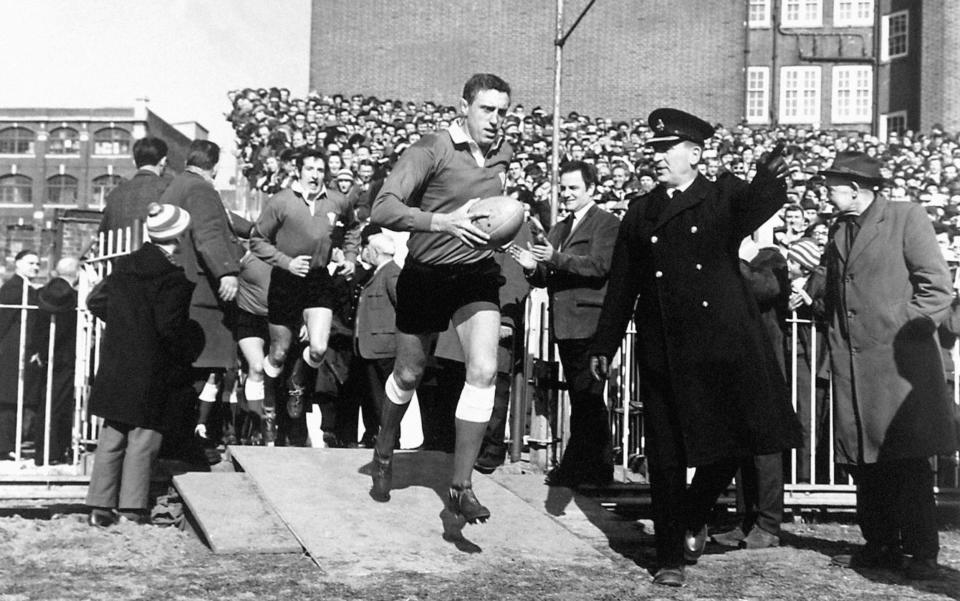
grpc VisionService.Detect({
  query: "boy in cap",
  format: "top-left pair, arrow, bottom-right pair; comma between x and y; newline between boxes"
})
589,108 -> 801,586
85,203 -> 202,527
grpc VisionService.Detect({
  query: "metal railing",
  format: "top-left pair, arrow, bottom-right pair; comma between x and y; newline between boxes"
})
0,223 -> 142,476
520,295 -> 960,506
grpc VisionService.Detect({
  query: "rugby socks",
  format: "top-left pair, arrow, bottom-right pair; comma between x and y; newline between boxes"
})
385,373 -> 414,405
454,383 -> 495,423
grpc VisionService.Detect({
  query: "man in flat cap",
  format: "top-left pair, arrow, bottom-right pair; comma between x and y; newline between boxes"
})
589,108 -> 802,587
820,151 -> 958,580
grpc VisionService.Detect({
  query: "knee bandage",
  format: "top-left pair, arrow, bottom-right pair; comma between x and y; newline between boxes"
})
454,383 -> 495,423
262,356 -> 282,379
244,378 -> 265,402
302,346 -> 323,368
385,373 -> 414,406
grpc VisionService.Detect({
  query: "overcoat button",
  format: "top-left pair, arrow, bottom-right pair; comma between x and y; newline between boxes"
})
651,235 -> 659,244
695,264 -> 702,270
690,226 -> 698,233
655,270 -> 663,278
702,301 -> 709,307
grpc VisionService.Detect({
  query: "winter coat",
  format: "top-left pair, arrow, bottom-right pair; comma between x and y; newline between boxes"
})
823,197 -> 959,464
87,243 -> 201,431
0,275 -> 42,408
160,171 -> 246,368
591,172 -> 803,468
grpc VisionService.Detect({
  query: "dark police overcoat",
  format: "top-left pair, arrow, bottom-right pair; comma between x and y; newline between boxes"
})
591,171 -> 803,468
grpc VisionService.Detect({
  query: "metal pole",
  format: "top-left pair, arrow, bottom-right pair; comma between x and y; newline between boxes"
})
549,0 -> 564,227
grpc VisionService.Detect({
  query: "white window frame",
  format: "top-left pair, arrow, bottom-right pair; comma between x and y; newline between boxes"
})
880,10 -> 909,62
745,67 -> 771,124
782,0 -> 823,27
831,65 -> 873,124
833,0 -> 873,26
879,111 -> 908,141
748,0 -> 771,28
779,66 -> 822,125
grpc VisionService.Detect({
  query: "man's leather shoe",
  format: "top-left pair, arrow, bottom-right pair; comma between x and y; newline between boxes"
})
652,566 -> 684,587
369,449 -> 392,502
448,484 -> 490,524
544,467 -> 578,487
683,526 -> 708,563
831,544 -> 904,570
711,526 -> 746,548
88,509 -> 115,528
740,527 -> 780,549
904,557 -> 940,580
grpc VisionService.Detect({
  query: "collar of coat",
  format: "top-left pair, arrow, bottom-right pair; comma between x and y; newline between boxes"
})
829,195 -> 888,264
645,173 -> 712,230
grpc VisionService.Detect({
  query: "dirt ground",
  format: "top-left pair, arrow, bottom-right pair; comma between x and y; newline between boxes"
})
1,499 -> 959,601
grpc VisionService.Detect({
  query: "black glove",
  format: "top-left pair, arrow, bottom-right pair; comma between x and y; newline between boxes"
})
589,355 -> 609,382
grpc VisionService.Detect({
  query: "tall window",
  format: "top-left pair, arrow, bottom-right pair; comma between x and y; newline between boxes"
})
782,0 -> 822,27
746,67 -> 770,124
834,0 -> 873,26
881,11 -> 909,61
882,111 -> 908,141
780,66 -> 821,124
0,174 -> 32,203
831,66 -> 873,123
93,127 -> 131,155
748,0 -> 771,27
46,174 -> 78,204
0,127 -> 36,155
47,127 -> 80,155
91,174 -> 123,206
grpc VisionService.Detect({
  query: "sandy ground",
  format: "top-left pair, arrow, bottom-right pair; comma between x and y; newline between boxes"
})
1,495 -> 958,601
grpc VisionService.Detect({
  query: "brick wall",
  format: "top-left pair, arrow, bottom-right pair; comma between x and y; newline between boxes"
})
921,0 -> 960,132
310,0 -> 745,123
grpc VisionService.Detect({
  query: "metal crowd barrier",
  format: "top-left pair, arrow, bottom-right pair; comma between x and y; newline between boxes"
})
0,223 -> 141,478
519,295 -> 960,507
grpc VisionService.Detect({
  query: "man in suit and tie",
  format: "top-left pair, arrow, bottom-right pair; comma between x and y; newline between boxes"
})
508,160 -> 621,487
350,233 -> 401,446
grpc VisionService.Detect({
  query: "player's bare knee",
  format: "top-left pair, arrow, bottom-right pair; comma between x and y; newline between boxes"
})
393,366 -> 421,391
465,361 -> 497,388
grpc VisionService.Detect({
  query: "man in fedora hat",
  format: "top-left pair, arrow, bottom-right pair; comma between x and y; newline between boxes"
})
588,107 -> 802,587
820,151 -> 959,580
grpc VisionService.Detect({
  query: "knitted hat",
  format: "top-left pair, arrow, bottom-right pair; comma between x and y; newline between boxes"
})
787,238 -> 821,272
146,202 -> 190,242
335,168 -> 354,182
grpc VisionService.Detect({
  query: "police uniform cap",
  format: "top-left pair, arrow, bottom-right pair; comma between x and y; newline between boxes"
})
646,108 -> 715,146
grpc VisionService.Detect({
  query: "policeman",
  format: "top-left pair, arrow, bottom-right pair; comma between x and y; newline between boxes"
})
589,108 -> 802,587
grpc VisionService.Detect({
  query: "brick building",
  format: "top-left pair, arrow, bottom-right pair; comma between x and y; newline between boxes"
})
310,0 -> 958,134
0,101 -> 204,277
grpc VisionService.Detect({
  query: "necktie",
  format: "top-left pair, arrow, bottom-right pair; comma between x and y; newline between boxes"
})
837,214 -> 859,255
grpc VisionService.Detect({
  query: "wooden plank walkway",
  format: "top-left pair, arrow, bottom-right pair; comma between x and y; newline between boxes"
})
228,446 -> 611,577
173,471 -> 302,554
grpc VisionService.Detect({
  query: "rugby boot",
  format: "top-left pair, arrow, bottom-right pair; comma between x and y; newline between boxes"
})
262,409 -> 277,447
683,526 -> 708,564
370,449 -> 393,502
448,483 -> 490,524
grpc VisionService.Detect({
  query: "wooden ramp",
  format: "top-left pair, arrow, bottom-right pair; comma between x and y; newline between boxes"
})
173,471 -> 302,554
228,446 -> 611,577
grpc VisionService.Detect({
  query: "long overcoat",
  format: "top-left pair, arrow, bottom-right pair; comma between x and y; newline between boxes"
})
591,172 -> 803,468
0,275 -> 42,409
160,171 -> 245,368
823,197 -> 959,464
87,243 -> 201,431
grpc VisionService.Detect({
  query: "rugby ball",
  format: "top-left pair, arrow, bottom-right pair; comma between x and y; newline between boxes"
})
469,195 -> 525,249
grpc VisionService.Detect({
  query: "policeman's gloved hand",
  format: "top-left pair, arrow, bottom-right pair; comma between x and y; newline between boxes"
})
756,142 -> 789,181
589,355 -> 609,382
